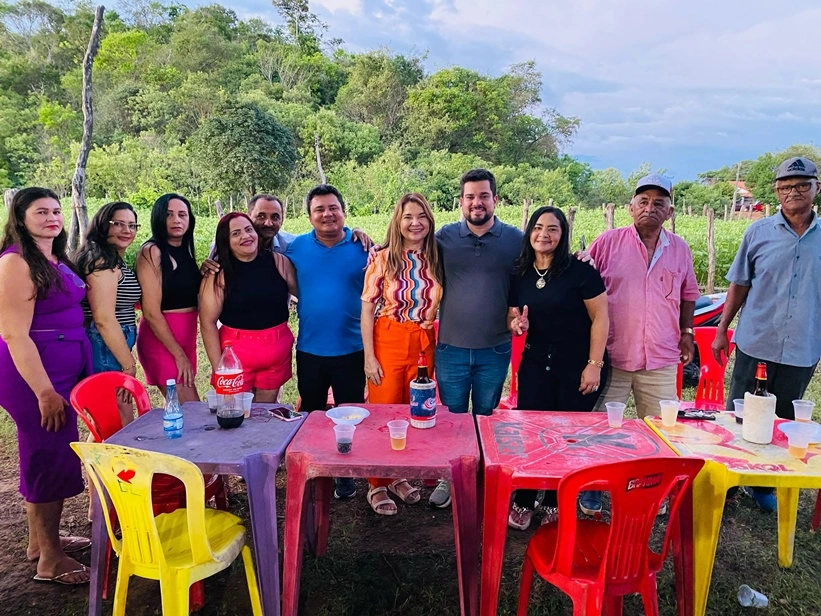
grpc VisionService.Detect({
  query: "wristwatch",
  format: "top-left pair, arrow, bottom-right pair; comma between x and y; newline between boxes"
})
681,327 -> 695,336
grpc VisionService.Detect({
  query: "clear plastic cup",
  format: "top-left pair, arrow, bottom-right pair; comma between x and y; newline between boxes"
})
387,420 -> 409,451
237,392 -> 254,418
334,424 -> 355,454
793,400 -> 815,423
605,402 -> 626,428
733,398 -> 744,424
659,400 -> 680,428
738,584 -> 769,608
784,422 -> 816,458
205,390 -> 220,414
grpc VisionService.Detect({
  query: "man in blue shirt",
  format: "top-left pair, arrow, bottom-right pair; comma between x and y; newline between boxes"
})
286,184 -> 368,499
714,156 -> 821,512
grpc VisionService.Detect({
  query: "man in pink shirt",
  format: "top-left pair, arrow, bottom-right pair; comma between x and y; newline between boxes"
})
589,174 -> 699,419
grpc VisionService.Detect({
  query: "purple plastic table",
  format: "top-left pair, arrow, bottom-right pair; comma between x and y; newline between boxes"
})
88,402 -> 305,616
281,404 -> 480,616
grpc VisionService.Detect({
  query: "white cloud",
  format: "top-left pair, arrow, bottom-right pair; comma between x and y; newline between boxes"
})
313,0 -> 364,16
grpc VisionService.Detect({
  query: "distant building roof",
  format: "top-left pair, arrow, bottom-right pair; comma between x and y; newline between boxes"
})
730,180 -> 752,198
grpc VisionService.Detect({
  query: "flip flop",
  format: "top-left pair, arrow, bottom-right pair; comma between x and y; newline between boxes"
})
27,536 -> 92,561
387,479 -> 421,504
33,565 -> 90,586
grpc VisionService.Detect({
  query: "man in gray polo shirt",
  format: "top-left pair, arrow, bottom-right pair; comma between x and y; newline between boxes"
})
713,156 -> 821,512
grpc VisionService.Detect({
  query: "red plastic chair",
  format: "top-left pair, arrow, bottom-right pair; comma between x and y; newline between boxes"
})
498,332 -> 527,410
680,327 -> 735,411
812,493 -> 821,532
517,457 -> 704,616
70,372 -> 227,610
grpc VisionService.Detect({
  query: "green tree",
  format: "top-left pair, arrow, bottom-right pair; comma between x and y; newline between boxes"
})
588,168 -> 631,207
745,144 -> 821,205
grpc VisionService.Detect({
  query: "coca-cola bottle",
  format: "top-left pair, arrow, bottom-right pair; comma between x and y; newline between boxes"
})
215,343 -> 244,414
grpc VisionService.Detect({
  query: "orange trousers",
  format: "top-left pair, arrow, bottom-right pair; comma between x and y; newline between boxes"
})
368,317 -> 435,489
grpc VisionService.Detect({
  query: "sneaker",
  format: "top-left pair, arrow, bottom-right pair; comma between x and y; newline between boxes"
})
508,504 -> 533,531
578,490 -> 603,516
743,487 -> 777,513
540,506 -> 559,526
658,501 -> 668,516
429,480 -> 451,508
334,477 -> 356,500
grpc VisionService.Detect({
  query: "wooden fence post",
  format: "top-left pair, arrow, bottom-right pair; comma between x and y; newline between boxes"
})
724,201 -> 728,221
4,188 -> 17,210
765,203 -> 771,217
215,199 -> 224,217
702,204 -> 708,216
670,208 -> 676,235
605,203 -> 615,230
706,208 -> 716,294
521,199 -> 530,231
568,207 -> 576,248
548,198 -> 553,208
814,205 -> 818,215
687,205 -> 693,216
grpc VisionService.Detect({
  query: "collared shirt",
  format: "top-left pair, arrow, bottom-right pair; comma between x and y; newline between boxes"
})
361,248 -> 442,325
286,228 -> 367,356
273,230 -> 295,254
727,210 -> 821,367
436,217 -> 523,349
589,225 -> 700,371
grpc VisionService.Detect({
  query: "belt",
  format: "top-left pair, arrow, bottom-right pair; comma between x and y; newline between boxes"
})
29,327 -> 88,343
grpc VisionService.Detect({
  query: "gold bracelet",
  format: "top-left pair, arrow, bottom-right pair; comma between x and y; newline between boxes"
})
587,359 -> 604,368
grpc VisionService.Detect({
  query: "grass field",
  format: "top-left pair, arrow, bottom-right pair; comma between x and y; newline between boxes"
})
1,202 -> 821,615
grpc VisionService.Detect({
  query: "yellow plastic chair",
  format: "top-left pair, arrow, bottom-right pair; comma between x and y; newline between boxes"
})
71,442 -> 262,616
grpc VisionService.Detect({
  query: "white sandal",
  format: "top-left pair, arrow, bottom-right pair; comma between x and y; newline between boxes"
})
387,479 -> 421,504
367,486 -> 398,516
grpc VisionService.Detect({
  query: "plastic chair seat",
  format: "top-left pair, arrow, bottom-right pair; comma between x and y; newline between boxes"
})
150,508 -> 245,571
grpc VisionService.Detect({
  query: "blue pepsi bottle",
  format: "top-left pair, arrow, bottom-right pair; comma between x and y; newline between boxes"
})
163,379 -> 184,439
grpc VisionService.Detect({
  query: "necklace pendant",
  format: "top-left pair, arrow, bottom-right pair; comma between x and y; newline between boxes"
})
536,276 -> 546,289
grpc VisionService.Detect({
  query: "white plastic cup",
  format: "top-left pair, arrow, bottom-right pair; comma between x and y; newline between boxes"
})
738,584 -> 769,608
237,392 -> 254,418
660,400 -> 680,428
785,422 -> 817,458
733,398 -> 745,424
334,424 -> 355,454
205,390 -> 220,414
793,400 -> 815,423
605,402 -> 626,428
387,420 -> 409,451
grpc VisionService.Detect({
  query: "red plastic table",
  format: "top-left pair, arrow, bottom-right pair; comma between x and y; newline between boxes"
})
281,404 -> 480,616
89,402 -> 305,616
477,410 -> 688,616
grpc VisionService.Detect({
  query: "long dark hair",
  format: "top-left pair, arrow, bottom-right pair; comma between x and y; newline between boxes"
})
213,212 -> 258,300
143,193 -> 197,277
0,187 -> 78,298
514,206 -> 572,280
74,202 -> 137,279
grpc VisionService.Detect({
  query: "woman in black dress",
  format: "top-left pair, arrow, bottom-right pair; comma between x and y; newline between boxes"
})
507,206 -> 609,530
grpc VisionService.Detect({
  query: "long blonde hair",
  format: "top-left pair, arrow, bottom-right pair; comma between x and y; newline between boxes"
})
383,193 -> 441,283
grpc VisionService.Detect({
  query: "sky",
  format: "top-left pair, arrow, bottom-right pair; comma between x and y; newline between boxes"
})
215,0 -> 820,180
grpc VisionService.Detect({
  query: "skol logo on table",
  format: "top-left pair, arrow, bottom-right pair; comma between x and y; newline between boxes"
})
625,473 -> 662,492
215,370 -> 244,395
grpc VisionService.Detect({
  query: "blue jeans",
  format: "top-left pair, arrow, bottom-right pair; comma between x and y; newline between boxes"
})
435,341 -> 511,415
86,323 -> 137,373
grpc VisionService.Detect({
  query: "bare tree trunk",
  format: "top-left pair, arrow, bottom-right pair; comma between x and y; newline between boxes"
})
730,162 -> 741,221
314,134 -> 326,184
4,188 -> 18,210
687,205 -> 693,216
520,199 -> 530,231
215,199 -> 224,217
568,207 -> 576,248
548,198 -> 553,208
723,201 -> 728,221
605,203 -> 615,230
68,6 -> 104,252
706,208 -> 716,294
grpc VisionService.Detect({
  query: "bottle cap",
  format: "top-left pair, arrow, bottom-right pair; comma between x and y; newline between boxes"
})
166,378 -> 176,386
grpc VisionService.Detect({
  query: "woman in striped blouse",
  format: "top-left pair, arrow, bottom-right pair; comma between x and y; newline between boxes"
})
360,193 -> 443,516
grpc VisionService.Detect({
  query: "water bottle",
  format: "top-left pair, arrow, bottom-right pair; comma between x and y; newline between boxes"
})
163,379 -> 184,439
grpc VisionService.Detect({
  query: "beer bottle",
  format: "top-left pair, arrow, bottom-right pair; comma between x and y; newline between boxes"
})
416,352 -> 432,384
752,362 -> 768,396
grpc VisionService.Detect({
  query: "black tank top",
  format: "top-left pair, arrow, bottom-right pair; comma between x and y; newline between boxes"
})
220,251 -> 289,330
161,243 -> 201,311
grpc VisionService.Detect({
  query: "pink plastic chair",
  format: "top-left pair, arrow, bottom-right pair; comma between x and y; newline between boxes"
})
517,457 -> 704,616
498,332 -> 527,410
680,327 -> 734,411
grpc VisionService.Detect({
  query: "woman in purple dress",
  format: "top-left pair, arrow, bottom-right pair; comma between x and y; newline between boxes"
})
0,188 -> 92,585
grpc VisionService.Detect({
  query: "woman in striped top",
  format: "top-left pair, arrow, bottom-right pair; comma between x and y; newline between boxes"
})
75,202 -> 142,379
360,193 -> 443,516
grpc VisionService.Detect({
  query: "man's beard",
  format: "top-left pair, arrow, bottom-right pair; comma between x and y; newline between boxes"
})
467,209 -> 492,226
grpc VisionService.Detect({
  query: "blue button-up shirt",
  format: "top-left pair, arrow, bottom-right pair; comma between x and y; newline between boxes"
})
727,211 -> 821,367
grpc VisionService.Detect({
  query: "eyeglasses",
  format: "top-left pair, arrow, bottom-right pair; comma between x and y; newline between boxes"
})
109,220 -> 140,232
775,181 -> 815,196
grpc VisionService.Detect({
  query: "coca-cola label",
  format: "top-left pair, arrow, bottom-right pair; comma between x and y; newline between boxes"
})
215,371 -> 244,395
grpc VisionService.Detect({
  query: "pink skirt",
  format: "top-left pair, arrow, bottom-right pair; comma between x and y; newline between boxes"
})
136,311 -> 198,386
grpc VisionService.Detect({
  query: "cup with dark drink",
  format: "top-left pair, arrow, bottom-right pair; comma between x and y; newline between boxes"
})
217,407 -> 244,429
334,424 -> 355,454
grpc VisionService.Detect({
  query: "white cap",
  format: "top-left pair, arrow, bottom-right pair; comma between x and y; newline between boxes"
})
166,378 -> 176,386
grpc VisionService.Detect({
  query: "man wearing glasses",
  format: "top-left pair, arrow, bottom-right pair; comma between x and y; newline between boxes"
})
713,157 -> 821,512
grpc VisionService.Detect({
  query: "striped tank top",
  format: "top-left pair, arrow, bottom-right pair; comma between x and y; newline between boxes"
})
82,259 -> 142,327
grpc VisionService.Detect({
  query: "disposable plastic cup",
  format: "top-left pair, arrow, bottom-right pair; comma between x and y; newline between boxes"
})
738,584 -> 769,608
605,402 -> 626,428
205,390 -> 220,414
334,424 -> 355,454
387,420 -> 409,451
660,400 -> 680,428
785,424 -> 816,459
733,398 -> 744,424
238,392 -> 254,418
793,400 -> 815,423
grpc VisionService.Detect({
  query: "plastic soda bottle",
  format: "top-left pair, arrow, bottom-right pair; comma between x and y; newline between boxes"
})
163,379 -> 184,439
215,342 -> 244,412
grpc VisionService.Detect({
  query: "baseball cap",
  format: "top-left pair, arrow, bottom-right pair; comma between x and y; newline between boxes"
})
634,174 -> 673,198
775,157 -> 818,180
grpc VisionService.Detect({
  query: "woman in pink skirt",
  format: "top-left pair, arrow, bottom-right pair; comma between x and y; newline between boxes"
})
0,188 -> 92,585
136,194 -> 201,403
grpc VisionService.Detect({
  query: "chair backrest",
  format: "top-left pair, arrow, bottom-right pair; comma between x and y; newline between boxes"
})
70,372 -> 152,441
71,442 -> 213,568
693,327 -> 734,408
551,458 -> 704,588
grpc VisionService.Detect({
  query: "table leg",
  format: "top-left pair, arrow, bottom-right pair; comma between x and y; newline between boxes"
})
691,462 -> 730,616
245,454 -> 282,616
671,476 -> 695,616
450,455 -> 479,616
281,454 -> 311,616
776,487 -> 800,567
313,477 -> 333,557
88,488 -> 107,616
480,465 -> 514,616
